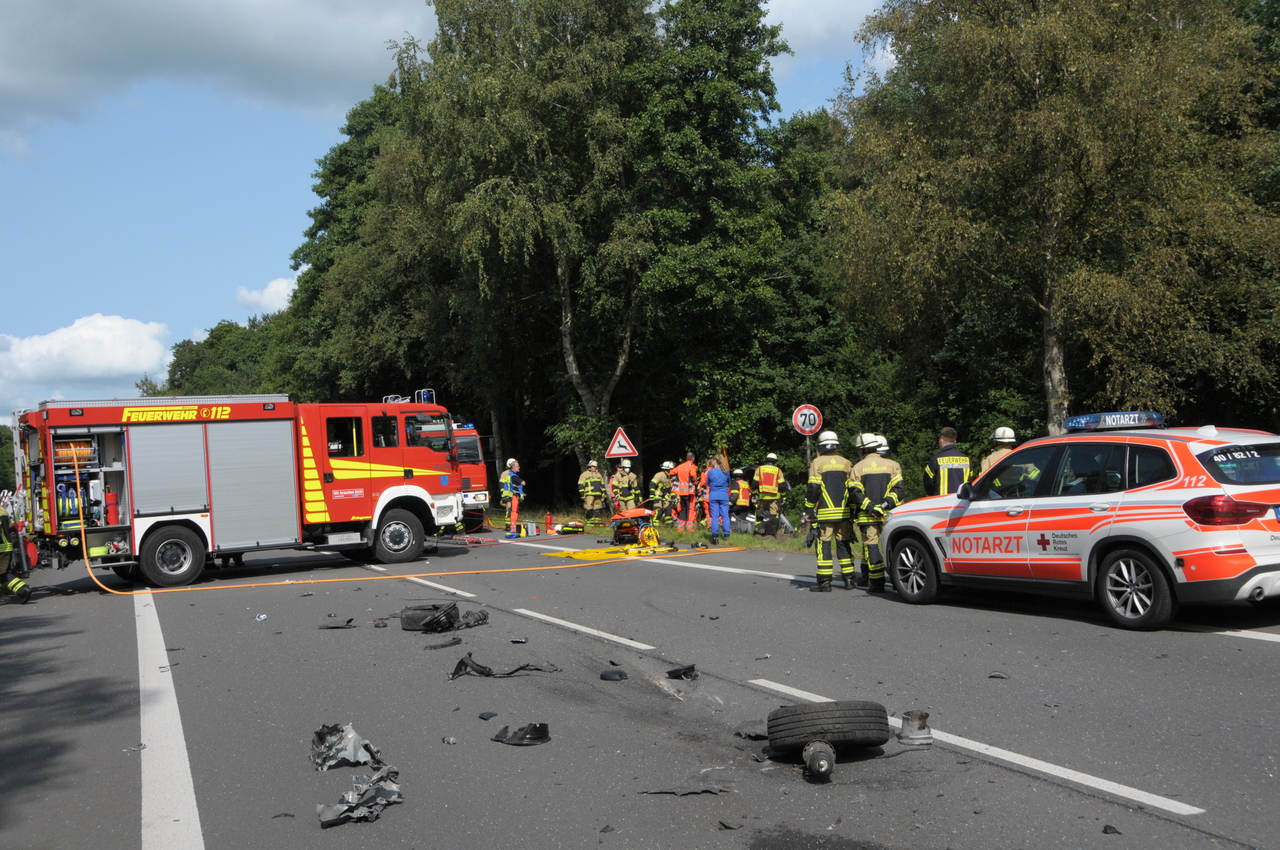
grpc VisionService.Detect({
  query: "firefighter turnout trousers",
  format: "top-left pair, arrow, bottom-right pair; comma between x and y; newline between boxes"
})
817,521 -> 855,581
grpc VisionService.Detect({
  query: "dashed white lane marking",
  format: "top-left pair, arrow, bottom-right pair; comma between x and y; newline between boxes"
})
514,608 -> 655,649
134,591 -> 205,849
405,577 -> 476,598
1178,624 -> 1280,644
749,678 -> 1204,817
510,541 -> 577,552
642,557 -> 815,583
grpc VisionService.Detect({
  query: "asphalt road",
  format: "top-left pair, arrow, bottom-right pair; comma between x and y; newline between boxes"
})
2,530 -> 1278,850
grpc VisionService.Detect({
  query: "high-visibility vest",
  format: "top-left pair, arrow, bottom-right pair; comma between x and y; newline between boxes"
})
672,462 -> 697,496
755,464 -> 782,498
0,507 -> 12,554
732,480 -> 751,507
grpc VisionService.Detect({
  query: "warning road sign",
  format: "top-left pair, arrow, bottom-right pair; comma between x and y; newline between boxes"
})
604,427 -> 638,458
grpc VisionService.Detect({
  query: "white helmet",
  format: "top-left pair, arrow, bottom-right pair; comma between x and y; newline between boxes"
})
874,434 -> 890,455
621,459 -> 631,469
506,458 -> 517,469
588,459 -> 598,467
817,430 -> 839,450
661,461 -> 674,470
991,427 -> 1016,444
765,452 -> 778,461
732,468 -> 744,477
856,433 -> 879,450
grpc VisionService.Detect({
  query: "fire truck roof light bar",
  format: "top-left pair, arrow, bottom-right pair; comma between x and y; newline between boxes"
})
37,394 -> 291,410
1064,411 -> 1165,432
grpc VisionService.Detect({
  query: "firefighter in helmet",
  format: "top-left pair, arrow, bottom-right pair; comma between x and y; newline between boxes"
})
979,427 -> 1017,474
671,453 -> 699,532
609,459 -> 639,512
730,468 -> 753,526
0,502 -> 31,604
753,452 -> 787,529
802,431 -> 856,591
577,460 -> 607,522
500,459 -> 525,535
850,434 -> 904,592
649,461 -> 675,525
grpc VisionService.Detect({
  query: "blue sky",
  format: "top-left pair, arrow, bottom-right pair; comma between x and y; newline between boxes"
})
0,0 -> 876,415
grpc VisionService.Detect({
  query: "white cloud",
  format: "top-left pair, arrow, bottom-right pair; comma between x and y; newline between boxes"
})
766,0 -> 880,57
235,275 -> 297,314
0,0 -> 437,133
0,314 -> 171,413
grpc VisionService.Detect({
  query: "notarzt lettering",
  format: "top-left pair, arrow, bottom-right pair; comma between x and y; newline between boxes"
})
951,535 -> 1022,555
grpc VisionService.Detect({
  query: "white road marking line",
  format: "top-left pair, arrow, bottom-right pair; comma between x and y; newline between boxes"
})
514,608 -> 655,649
748,678 -> 1204,817
404,577 -> 476,598
1178,624 -> 1280,644
748,679 -> 834,703
642,557 -> 814,583
509,541 -> 577,552
364,565 -> 388,572
134,591 -> 205,849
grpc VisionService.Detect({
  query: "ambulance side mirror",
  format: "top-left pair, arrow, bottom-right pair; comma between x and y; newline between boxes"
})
956,482 -> 973,502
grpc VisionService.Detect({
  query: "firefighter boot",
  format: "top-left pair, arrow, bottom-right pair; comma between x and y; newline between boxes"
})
5,576 -> 31,604
854,568 -> 869,589
711,534 -> 719,546
841,574 -> 855,590
868,575 -> 886,593
809,579 -> 832,593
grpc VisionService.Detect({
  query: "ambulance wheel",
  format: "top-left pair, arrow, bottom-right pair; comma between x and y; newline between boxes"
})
889,534 -> 939,604
375,509 -> 424,564
767,701 -> 892,752
139,526 -> 205,588
1097,548 -> 1175,631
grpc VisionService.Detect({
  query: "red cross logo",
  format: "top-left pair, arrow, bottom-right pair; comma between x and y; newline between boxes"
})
1036,534 -> 1051,551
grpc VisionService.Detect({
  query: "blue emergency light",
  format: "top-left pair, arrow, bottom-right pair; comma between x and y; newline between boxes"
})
1064,411 -> 1165,432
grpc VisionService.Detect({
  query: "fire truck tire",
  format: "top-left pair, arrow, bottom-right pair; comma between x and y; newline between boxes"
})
767,701 -> 892,752
139,526 -> 206,587
375,509 -> 425,564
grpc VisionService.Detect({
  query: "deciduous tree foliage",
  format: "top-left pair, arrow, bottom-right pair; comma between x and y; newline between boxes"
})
827,0 -> 1280,433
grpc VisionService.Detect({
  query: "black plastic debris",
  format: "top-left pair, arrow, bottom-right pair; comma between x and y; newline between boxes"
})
600,825 -> 615,834
666,664 -> 698,680
449,652 -> 561,681
988,671 -> 1009,679
374,621 -> 388,629
442,737 -> 457,745
478,712 -> 498,721
1102,825 -> 1122,835
272,812 -> 294,819
719,821 -> 742,830
311,723 -> 385,771
491,723 -> 550,746
316,765 -> 402,828
511,637 -> 527,644
600,670 -> 628,681
319,618 -> 358,629
300,591 -> 314,597
640,784 -> 726,796
733,720 -> 768,741
608,659 -> 621,666
424,637 -> 463,651
400,602 -> 488,633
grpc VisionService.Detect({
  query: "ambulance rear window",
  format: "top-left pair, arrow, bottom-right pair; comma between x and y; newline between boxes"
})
1198,444 -> 1280,484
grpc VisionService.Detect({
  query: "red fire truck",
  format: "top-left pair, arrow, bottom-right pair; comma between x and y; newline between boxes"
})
10,391 -> 481,587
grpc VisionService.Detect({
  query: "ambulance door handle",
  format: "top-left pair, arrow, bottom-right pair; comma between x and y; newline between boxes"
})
323,473 -> 334,483
1089,502 -> 1112,512
1004,506 -> 1024,517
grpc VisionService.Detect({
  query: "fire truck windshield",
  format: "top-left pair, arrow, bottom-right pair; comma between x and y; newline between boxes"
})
406,412 -> 451,452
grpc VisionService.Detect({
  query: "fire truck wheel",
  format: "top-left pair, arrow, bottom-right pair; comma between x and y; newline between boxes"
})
375,509 -> 425,564
111,565 -> 138,583
140,526 -> 206,587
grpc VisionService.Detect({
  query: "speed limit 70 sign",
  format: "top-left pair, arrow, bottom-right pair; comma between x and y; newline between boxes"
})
792,404 -> 822,436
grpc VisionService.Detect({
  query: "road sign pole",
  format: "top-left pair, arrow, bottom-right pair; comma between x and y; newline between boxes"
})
806,434 -> 811,470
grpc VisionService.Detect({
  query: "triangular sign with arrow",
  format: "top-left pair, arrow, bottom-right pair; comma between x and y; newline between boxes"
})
604,427 -> 638,458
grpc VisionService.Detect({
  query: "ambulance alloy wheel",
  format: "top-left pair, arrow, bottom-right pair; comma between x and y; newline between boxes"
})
375,509 -> 425,564
767,701 -> 892,752
139,526 -> 205,588
890,535 -> 940,604
1096,548 -> 1176,631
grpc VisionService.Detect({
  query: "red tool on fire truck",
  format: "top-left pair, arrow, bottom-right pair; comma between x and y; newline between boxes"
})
10,390 -> 487,587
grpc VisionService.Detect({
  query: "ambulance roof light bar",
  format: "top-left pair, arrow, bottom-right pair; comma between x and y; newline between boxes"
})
1064,411 -> 1165,432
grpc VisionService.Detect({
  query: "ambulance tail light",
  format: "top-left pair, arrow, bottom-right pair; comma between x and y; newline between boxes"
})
1182,495 -> 1270,526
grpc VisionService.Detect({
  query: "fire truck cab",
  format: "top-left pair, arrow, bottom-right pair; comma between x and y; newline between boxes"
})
11,391 -> 470,587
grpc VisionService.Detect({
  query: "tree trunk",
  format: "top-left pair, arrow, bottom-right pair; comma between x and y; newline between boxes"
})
1043,306 -> 1069,434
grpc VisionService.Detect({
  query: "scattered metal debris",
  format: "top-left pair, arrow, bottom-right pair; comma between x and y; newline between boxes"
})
734,720 -> 768,741
300,592 -> 314,597
122,743 -> 147,753
640,784 -> 726,796
316,765 -> 402,828
374,621 -> 388,629
449,653 -> 561,681
988,671 -> 1009,679
478,712 -> 498,721
803,740 -> 836,779
490,723 -> 550,746
319,618 -> 358,629
719,821 -> 742,830
897,710 -> 933,746
600,669 -> 628,681
255,614 -> 267,621
754,654 -> 771,661
400,603 -> 488,633
666,664 -> 698,680
600,825 -> 615,834
272,812 -> 294,819
424,637 -> 463,651
511,637 -> 527,644
311,723 -> 385,771
442,737 -> 457,745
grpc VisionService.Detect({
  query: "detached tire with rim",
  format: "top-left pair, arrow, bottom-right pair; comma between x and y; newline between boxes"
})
767,701 -> 891,752
1097,548 -> 1176,630
375,509 -> 425,564
139,526 -> 205,588
890,535 -> 940,604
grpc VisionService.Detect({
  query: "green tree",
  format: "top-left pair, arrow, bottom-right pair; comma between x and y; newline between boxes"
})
828,0 -> 1280,432
0,425 -> 14,492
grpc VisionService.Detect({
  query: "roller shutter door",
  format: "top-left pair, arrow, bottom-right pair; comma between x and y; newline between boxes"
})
206,420 -> 301,549
129,424 -> 208,514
